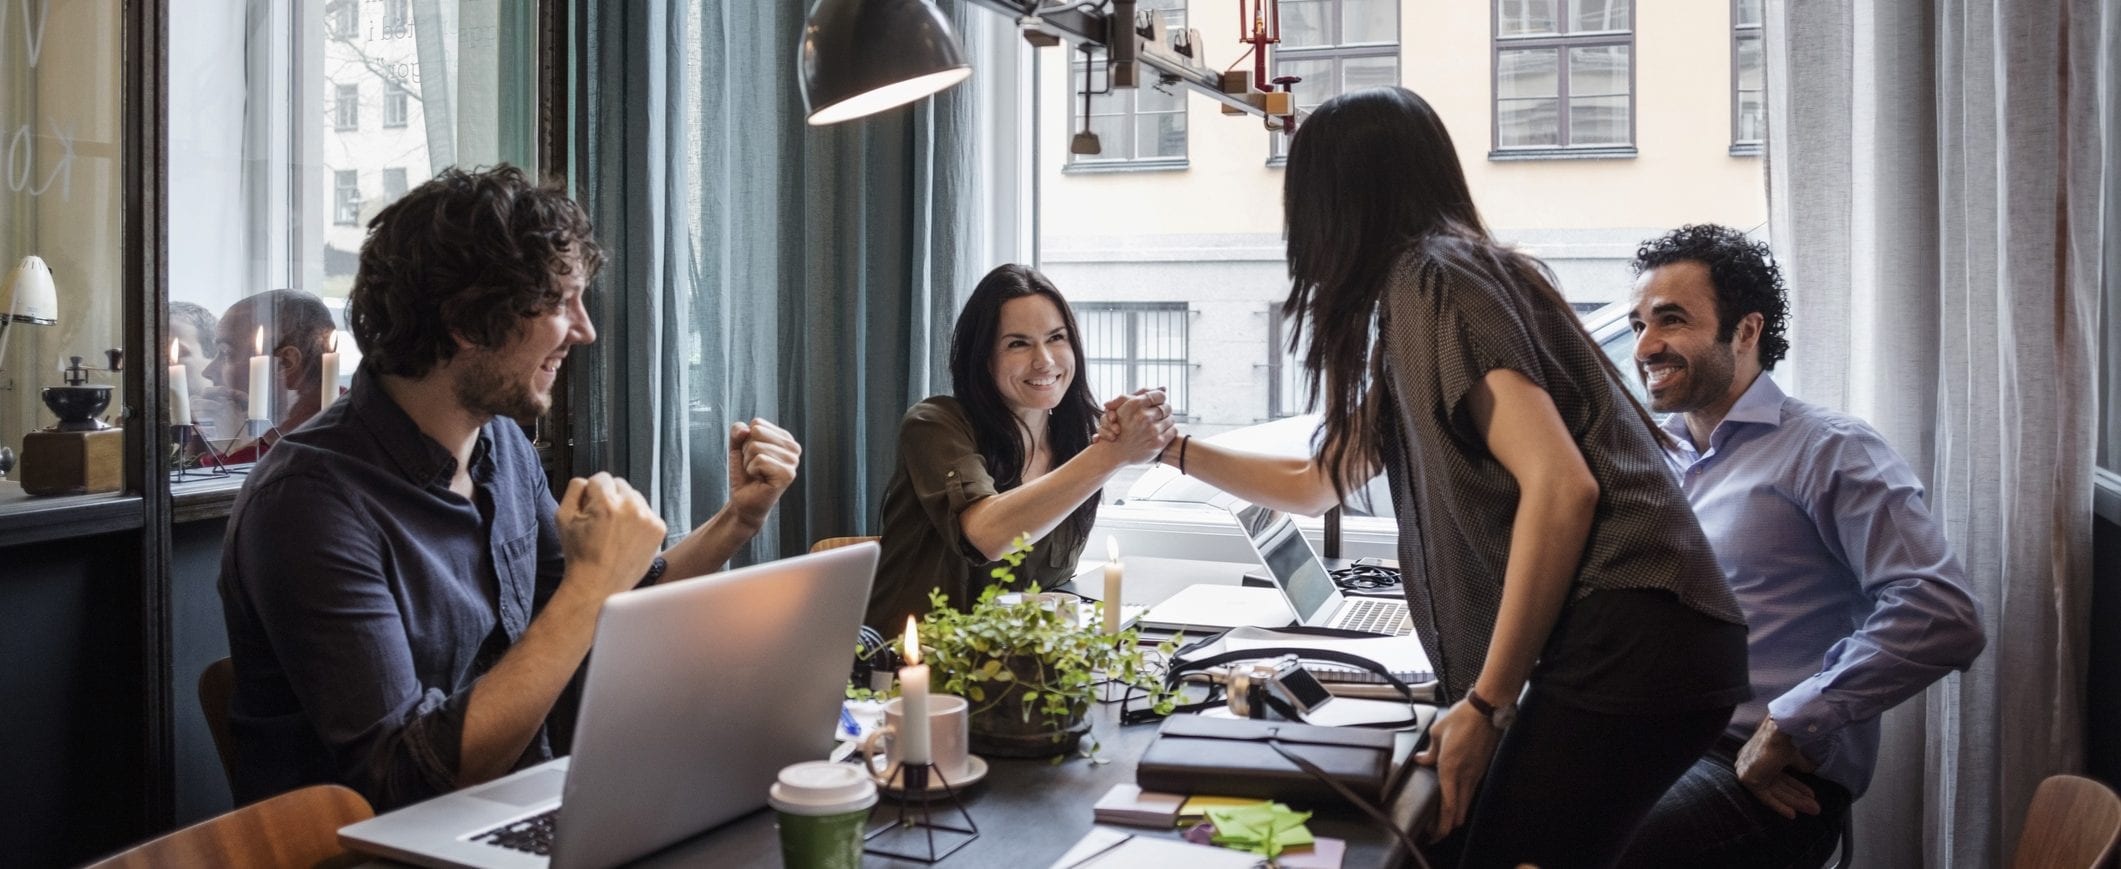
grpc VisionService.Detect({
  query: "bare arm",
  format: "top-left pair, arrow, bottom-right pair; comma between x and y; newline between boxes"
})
1151,436 -> 1347,516
457,474 -> 666,786
660,419 -> 802,579
1416,368 -> 1599,838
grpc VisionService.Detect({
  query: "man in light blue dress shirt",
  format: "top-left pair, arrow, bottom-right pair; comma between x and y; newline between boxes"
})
1615,225 -> 1986,868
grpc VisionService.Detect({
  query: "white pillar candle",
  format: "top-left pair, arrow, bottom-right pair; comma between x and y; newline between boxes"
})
319,330 -> 341,412
1104,536 -> 1124,635
167,339 -> 192,425
899,616 -> 931,765
248,325 -> 271,422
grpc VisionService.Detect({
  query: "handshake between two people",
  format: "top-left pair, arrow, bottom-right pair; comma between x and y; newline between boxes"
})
1091,388 -> 1180,465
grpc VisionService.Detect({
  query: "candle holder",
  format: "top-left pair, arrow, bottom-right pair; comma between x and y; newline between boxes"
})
169,423 -> 234,482
862,761 -> 979,863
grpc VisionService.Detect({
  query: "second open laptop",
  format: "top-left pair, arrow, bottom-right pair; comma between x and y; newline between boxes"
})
1232,503 -> 1413,637
338,542 -> 879,869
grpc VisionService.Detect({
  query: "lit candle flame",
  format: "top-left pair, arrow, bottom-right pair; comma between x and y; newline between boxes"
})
1107,535 -> 1119,562
169,337 -> 181,365
328,329 -> 340,352
903,615 -> 921,666
253,325 -> 264,355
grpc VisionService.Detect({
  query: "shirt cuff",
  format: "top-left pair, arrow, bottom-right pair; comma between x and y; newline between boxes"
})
1767,682 -> 1846,771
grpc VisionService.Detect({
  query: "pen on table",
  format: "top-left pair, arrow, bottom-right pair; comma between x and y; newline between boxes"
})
838,705 -> 861,737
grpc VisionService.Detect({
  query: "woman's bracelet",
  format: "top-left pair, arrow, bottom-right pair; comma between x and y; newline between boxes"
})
1178,434 -> 1192,475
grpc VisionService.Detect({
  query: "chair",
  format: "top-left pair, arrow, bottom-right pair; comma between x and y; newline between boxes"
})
2010,774 -> 2121,869
199,656 -> 237,788
84,783 -> 373,869
810,535 -> 879,554
1829,804 -> 1854,869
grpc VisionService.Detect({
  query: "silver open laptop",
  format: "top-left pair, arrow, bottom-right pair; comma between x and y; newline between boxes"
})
338,542 -> 879,869
1232,504 -> 1412,637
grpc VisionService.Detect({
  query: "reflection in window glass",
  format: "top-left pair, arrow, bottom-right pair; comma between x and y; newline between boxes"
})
1571,0 -> 1632,32
0,0 -> 127,505
166,2 -> 537,461
1499,0 -> 1559,36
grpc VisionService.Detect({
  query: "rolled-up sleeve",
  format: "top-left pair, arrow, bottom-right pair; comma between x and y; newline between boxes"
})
232,476 -> 473,809
1765,423 -> 1986,781
898,403 -> 999,564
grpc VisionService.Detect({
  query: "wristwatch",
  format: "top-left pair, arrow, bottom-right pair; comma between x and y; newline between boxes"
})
1465,687 -> 1517,731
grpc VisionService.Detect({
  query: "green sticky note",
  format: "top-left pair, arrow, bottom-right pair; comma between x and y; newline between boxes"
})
1206,802 -> 1314,858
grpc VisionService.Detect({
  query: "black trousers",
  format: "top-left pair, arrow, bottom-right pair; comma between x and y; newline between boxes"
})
1427,688 -> 1734,869
1613,733 -> 1852,869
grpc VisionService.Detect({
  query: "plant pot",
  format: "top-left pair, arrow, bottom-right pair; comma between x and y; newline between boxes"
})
964,656 -> 1091,758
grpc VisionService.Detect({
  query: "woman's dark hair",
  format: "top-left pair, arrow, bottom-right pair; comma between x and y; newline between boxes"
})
1282,87 -> 1668,495
949,264 -> 1103,543
1631,224 -> 1790,370
348,165 -> 604,378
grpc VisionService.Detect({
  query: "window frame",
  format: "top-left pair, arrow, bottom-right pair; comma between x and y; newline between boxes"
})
384,82 -> 410,128
334,82 -> 360,131
1267,0 -> 1401,167
333,170 -> 362,226
1064,3 -> 1191,173
1075,301 -> 1194,418
1489,0 -> 1638,160
1730,0 -> 1764,155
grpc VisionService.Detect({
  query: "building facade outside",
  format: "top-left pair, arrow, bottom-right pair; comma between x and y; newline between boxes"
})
1038,0 -> 1767,435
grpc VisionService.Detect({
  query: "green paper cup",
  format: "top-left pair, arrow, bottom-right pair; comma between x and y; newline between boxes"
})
769,761 -> 877,869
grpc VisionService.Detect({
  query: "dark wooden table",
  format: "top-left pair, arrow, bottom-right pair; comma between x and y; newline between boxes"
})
626,557 -> 1437,867
631,700 -> 1435,868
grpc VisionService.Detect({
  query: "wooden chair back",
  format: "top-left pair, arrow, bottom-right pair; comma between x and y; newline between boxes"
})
810,535 -> 879,554
199,656 -> 237,788
2011,774 -> 2121,869
85,783 -> 374,869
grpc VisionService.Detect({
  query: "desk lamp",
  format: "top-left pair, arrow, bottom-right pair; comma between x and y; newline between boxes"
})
800,0 -> 971,125
0,256 -> 60,477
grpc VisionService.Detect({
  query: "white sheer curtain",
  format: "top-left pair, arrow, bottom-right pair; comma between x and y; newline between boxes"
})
1766,0 -> 2113,864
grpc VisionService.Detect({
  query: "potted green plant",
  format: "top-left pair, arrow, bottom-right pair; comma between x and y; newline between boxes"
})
865,536 -> 1182,759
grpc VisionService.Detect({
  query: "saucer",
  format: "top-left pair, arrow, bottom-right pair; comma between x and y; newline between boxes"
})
880,755 -> 989,798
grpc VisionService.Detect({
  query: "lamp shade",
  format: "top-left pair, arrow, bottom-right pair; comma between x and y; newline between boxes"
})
0,255 -> 57,325
801,0 -> 972,126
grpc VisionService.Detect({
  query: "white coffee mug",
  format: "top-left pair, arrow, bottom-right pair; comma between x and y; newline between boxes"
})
861,694 -> 972,785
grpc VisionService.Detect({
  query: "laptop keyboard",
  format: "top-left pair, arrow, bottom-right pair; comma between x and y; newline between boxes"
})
473,808 -> 557,856
1338,598 -> 1412,636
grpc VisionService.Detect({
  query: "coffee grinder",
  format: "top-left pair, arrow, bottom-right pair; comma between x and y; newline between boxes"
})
21,353 -> 123,496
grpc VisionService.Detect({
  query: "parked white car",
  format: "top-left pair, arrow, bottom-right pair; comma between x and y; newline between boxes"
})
1122,301 -> 1644,517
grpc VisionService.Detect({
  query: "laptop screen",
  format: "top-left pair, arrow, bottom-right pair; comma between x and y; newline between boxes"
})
1233,505 -> 1340,621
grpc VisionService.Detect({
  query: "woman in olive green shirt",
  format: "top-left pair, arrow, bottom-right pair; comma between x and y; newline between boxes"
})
866,264 -> 1173,632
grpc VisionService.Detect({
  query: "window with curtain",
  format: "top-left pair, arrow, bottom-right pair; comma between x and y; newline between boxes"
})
165,0 -> 538,462
1492,0 -> 1634,156
1067,0 -> 1188,169
1731,0 -> 1764,152
1270,0 -> 1400,163
1077,303 -> 1192,418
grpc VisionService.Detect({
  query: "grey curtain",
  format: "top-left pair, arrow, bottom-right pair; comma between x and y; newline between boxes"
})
1766,0 -> 2115,864
574,0 -> 1021,564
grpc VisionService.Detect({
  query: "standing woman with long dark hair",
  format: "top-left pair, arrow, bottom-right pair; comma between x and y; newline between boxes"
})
1146,88 -> 1749,866
866,264 -> 1174,632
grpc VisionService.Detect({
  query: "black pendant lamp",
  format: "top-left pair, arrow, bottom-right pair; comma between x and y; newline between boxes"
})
801,0 -> 973,125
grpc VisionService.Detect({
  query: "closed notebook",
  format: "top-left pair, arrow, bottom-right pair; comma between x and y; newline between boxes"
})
1135,715 -> 1396,807
1213,627 -> 1435,685
1092,784 -> 1186,828
1047,828 -> 1260,869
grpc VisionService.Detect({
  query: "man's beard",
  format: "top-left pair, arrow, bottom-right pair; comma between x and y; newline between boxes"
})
1645,340 -> 1738,415
454,350 -> 548,420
